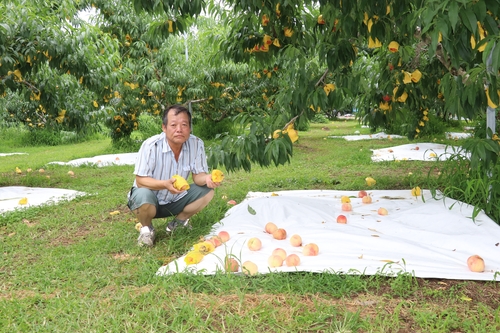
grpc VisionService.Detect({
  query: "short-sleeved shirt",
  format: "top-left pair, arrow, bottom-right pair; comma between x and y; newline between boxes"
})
132,132 -> 209,205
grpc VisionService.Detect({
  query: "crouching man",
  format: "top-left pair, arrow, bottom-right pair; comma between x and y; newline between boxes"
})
127,105 -> 221,247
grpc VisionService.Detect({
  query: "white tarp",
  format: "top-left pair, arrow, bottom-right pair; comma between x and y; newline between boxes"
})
370,143 -> 468,162
0,186 -> 86,214
0,153 -> 28,157
329,132 -> 405,141
48,152 -> 138,167
157,190 -> 500,281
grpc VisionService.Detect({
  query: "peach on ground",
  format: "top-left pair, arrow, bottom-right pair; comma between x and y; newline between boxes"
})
272,248 -> 287,261
242,261 -> 258,275
247,237 -> 262,251
303,243 -> 319,256
290,234 -> 302,247
336,215 -> 347,224
268,254 -> 283,268
208,236 -> 222,247
341,195 -> 351,203
341,203 -> 352,211
218,231 -> 230,243
285,254 -> 301,267
224,257 -> 239,272
362,195 -> 372,204
467,255 -> 485,272
377,207 -> 389,216
265,222 -> 278,234
272,228 -> 287,240
358,190 -> 368,198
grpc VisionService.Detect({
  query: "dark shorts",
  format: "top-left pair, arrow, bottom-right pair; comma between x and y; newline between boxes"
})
127,184 -> 213,218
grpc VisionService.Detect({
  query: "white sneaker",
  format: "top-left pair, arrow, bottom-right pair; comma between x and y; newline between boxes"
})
137,226 -> 155,247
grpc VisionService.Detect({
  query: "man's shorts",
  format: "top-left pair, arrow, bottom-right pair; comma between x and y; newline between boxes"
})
127,184 -> 213,218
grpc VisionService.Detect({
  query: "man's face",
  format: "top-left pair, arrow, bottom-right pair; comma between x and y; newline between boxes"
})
162,111 -> 190,146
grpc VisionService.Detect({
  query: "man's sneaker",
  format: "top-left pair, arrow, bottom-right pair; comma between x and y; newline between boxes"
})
166,218 -> 190,232
137,226 -> 155,247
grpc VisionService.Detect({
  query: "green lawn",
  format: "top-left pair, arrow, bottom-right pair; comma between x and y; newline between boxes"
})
1,121 -> 499,332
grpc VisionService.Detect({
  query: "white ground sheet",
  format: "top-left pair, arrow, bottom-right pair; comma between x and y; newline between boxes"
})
157,190 -> 500,281
48,152 -> 138,167
0,186 -> 86,214
329,132 -> 405,141
0,153 -> 28,157
370,143 -> 468,162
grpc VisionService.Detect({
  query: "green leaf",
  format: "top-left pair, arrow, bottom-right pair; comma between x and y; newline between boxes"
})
448,1 -> 459,32
247,205 -> 256,215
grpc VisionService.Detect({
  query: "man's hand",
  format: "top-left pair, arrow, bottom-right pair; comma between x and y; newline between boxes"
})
166,177 -> 184,194
205,174 -> 220,189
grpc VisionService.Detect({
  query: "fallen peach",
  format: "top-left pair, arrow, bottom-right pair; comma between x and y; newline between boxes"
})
247,237 -> 262,251
362,195 -> 372,204
341,203 -> 352,211
224,257 -> 239,272
467,255 -> 485,272
242,261 -> 258,276
208,236 -> 222,247
265,222 -> 278,234
358,190 -> 368,198
268,254 -> 283,268
218,231 -> 230,243
272,248 -> 287,261
336,215 -> 347,224
303,243 -> 319,256
289,234 -> 302,247
285,254 -> 301,267
377,207 -> 389,216
341,195 -> 351,203
272,228 -> 287,240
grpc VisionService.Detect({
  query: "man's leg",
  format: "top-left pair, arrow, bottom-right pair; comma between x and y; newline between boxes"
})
176,189 -> 214,221
128,187 -> 159,246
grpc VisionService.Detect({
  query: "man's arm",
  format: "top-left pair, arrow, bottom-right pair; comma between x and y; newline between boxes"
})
192,172 -> 220,189
136,175 -> 182,194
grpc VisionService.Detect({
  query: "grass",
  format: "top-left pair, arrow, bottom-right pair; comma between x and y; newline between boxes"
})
1,120 -> 499,332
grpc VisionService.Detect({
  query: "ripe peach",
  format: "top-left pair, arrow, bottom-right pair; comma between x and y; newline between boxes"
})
218,231 -> 230,243
285,254 -> 301,267
208,236 -> 222,248
242,261 -> 258,276
268,254 -> 283,268
303,243 -> 319,256
224,257 -> 239,272
336,215 -> 347,224
272,248 -> 287,261
467,255 -> 485,272
341,203 -> 352,211
377,207 -> 389,215
272,228 -> 287,240
289,234 -> 302,247
341,195 -> 351,203
362,195 -> 372,204
247,237 -> 262,251
265,222 -> 278,234
358,190 -> 368,198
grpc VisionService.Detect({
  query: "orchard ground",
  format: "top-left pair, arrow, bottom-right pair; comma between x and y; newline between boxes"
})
0,120 -> 499,332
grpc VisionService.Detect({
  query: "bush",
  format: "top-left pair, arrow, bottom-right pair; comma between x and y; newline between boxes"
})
311,113 -> 330,124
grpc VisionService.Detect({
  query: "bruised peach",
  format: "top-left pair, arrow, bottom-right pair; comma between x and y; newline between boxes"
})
247,237 -> 262,251
289,234 -> 302,247
272,228 -> 287,240
467,255 -> 485,272
208,236 -> 222,247
303,243 -> 319,256
285,254 -> 301,267
265,222 -> 278,234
